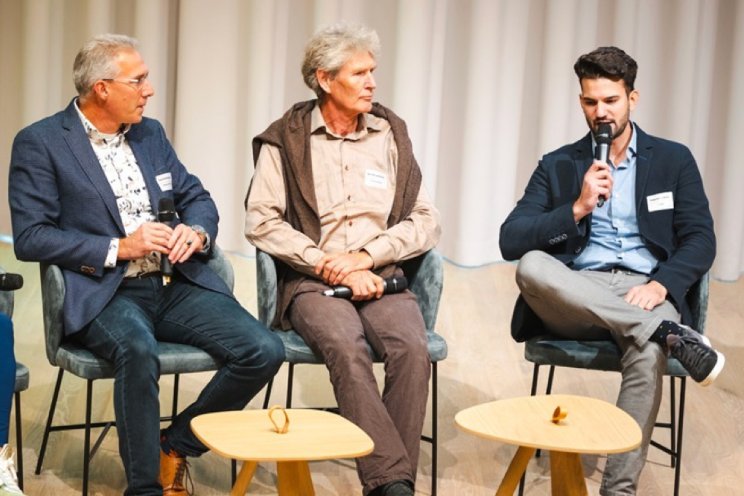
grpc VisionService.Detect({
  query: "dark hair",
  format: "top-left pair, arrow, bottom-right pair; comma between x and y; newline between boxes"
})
573,46 -> 638,92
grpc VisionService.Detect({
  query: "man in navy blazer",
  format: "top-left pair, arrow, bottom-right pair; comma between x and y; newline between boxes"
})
8,34 -> 283,495
500,47 -> 724,495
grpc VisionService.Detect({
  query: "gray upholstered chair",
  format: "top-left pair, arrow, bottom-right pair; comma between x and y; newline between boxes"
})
520,272 -> 709,496
1,266 -> 28,490
35,247 -> 233,495
256,249 -> 447,496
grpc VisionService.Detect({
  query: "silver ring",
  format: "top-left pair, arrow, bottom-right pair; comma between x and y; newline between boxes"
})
186,239 -> 193,246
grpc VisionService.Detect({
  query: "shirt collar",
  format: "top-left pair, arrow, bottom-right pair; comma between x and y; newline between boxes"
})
74,98 -> 131,146
310,102 -> 385,140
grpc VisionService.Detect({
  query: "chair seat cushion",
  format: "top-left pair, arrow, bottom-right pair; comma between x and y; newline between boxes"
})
55,342 -> 221,380
277,329 -> 448,364
524,336 -> 687,376
14,362 -> 29,392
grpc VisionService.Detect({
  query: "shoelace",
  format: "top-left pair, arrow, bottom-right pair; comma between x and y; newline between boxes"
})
165,457 -> 194,496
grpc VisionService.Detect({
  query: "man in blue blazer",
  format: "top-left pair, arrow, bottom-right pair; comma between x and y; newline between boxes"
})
500,47 -> 724,495
8,34 -> 283,495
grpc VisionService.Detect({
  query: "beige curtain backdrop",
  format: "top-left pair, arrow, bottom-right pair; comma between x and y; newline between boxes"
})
1,0 -> 742,281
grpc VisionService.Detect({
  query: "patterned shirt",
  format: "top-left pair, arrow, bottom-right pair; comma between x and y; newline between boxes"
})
74,101 -> 160,277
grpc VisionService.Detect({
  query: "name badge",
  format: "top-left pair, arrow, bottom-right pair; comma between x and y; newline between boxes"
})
156,172 -> 172,191
647,191 -> 674,212
365,169 -> 387,189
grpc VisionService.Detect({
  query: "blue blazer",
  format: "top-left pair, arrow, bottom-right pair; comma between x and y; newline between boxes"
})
9,100 -> 231,335
500,125 -> 716,342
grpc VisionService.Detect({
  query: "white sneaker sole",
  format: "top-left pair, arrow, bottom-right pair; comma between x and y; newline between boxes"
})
698,350 -> 725,387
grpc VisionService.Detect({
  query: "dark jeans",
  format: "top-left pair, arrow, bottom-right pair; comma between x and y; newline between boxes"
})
288,278 -> 430,495
0,313 -> 15,445
72,275 -> 284,496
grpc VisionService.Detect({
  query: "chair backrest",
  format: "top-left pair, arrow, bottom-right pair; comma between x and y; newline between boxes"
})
0,266 -> 13,317
687,271 -> 709,334
39,245 -> 234,367
256,250 -> 444,331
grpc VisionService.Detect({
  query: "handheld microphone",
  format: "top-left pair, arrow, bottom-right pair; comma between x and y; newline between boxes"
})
157,197 -> 176,285
0,273 -> 23,291
323,276 -> 408,299
594,123 -> 613,207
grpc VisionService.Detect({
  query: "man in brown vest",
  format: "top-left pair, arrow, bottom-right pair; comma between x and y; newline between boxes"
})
245,22 -> 440,496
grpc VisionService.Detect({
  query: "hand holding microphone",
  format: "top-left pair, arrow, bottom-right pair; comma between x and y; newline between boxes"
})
593,123 -> 613,207
157,198 -> 176,285
324,276 -> 408,299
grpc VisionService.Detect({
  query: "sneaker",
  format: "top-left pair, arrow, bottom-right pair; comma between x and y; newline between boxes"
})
159,448 -> 193,496
0,445 -> 24,495
666,326 -> 725,386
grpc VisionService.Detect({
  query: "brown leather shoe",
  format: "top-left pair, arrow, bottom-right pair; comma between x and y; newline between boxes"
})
159,448 -> 193,496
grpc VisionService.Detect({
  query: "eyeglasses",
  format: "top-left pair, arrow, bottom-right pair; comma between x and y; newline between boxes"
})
103,75 -> 149,90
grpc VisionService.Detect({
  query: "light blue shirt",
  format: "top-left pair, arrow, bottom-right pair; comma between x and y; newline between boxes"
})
572,123 -> 659,274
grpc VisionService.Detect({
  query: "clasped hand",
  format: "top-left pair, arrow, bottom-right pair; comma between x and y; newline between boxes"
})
314,251 -> 384,301
118,222 -> 203,264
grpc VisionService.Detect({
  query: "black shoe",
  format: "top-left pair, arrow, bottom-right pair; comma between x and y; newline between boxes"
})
666,326 -> 725,386
372,480 -> 414,496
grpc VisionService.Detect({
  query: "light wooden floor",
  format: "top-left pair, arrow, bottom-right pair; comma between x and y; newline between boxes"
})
2,241 -> 743,495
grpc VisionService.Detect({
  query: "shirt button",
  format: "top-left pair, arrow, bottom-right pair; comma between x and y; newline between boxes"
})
348,220 -> 353,226
344,165 -> 350,171
347,195 -> 351,201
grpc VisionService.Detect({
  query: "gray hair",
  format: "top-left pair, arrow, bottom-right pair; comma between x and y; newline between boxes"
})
302,22 -> 381,97
73,34 -> 139,96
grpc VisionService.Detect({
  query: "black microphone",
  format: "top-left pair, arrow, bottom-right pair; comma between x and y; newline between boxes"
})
0,273 -> 23,291
157,197 -> 176,285
594,123 -> 613,207
323,276 -> 408,298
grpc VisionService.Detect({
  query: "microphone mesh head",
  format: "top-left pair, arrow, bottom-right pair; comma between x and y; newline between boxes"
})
595,123 -> 613,145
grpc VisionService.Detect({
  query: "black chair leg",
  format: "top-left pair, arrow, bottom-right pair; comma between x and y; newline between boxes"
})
36,368 -> 64,474
286,364 -> 295,408
431,362 -> 438,496
82,379 -> 93,496
172,373 -> 180,419
673,378 -> 686,496
545,365 -> 555,395
14,390 -> 23,490
669,376 -> 677,468
262,377 -> 274,409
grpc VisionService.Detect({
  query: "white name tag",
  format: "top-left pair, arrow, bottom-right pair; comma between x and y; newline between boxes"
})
156,172 -> 172,191
365,169 -> 387,189
647,191 -> 674,212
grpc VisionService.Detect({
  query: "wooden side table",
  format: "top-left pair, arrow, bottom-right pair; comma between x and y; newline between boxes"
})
455,394 -> 642,495
191,408 -> 374,495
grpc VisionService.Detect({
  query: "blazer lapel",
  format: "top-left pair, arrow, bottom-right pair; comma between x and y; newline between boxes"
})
634,125 -> 653,213
61,103 -> 125,233
573,133 -> 594,187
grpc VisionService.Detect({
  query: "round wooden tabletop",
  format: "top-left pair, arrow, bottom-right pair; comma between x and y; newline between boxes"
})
455,394 -> 641,455
191,408 -> 374,462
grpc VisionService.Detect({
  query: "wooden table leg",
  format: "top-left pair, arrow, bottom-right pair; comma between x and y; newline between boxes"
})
277,461 -> 315,495
496,446 -> 536,496
549,451 -> 588,496
231,461 -> 257,496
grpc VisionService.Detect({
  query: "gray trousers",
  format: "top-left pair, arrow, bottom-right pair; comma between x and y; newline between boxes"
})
288,277 -> 431,495
516,251 -> 680,496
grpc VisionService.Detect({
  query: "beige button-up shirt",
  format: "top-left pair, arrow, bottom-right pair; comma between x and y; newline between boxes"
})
246,104 -> 440,276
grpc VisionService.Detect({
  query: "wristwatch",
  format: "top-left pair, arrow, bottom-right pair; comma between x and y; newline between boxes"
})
190,225 -> 210,250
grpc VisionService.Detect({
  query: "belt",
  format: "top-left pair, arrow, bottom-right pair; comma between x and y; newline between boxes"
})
594,266 -> 648,276
125,271 -> 162,279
